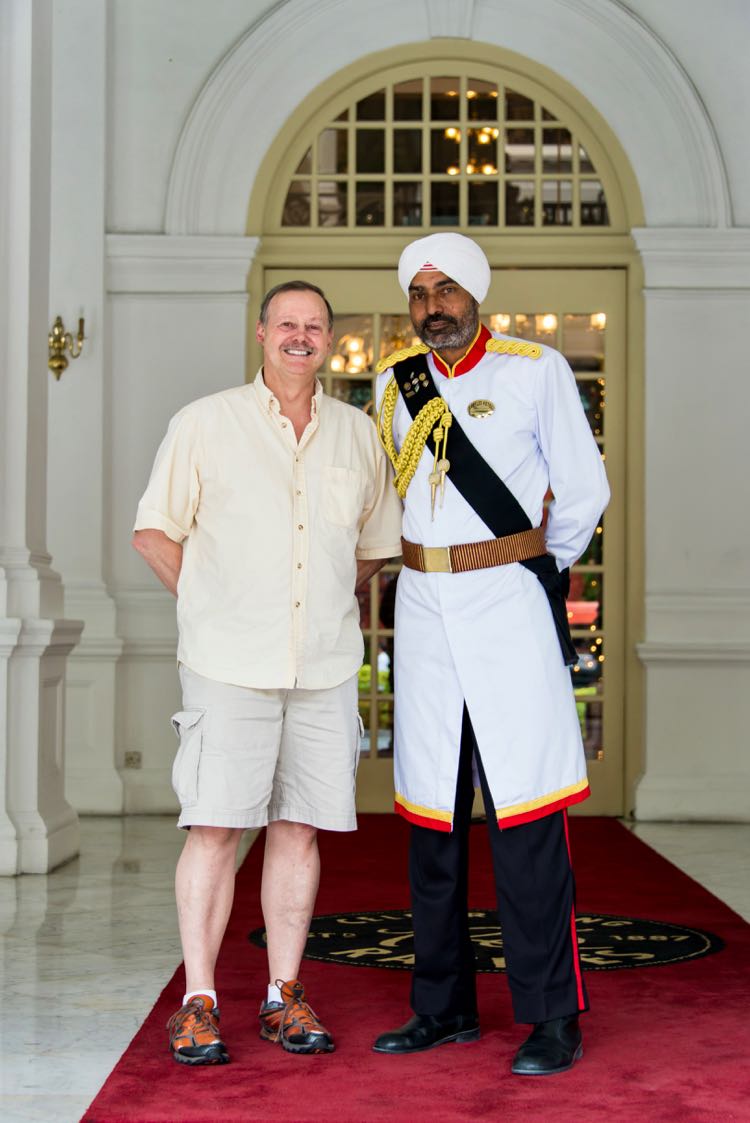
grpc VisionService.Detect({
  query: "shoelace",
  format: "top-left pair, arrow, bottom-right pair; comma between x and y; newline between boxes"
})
265,981 -> 325,1039
170,998 -> 218,1039
283,998 -> 321,1032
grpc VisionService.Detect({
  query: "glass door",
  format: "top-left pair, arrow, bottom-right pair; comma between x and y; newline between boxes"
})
259,268 -> 626,815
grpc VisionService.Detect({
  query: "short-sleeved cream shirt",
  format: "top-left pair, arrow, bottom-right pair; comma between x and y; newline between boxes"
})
134,372 -> 403,690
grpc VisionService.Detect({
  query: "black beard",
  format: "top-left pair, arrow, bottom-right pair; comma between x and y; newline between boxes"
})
415,310 -> 479,351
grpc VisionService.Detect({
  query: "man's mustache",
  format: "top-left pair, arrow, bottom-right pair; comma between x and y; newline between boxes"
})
423,313 -> 458,329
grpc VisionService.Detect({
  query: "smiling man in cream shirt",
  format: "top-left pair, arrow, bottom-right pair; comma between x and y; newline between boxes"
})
133,281 -> 401,1067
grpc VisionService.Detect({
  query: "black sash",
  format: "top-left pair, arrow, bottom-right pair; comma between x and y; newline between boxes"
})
391,353 -> 577,665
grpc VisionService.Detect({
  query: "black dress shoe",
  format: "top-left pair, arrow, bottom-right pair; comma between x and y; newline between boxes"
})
511,1015 -> 583,1076
373,1013 -> 480,1054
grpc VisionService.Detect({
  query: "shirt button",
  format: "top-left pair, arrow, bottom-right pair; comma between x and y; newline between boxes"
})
295,601 -> 301,608
298,524 -> 303,530
281,422 -> 287,429
296,489 -> 302,496
297,562 -> 302,569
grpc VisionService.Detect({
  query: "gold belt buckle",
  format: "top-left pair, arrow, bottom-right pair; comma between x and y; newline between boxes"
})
421,546 -> 453,573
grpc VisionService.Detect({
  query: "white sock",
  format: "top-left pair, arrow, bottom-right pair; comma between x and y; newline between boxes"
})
267,983 -> 283,1004
183,988 -> 218,1007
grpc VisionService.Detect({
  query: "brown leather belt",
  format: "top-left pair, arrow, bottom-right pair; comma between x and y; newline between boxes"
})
401,526 -> 547,574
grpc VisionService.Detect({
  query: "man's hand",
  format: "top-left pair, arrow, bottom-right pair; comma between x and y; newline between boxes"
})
132,529 -> 183,596
355,557 -> 390,593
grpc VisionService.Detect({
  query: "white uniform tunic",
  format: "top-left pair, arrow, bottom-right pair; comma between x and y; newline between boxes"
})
375,331 -> 610,831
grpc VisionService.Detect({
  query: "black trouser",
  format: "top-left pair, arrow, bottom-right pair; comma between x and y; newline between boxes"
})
409,707 -> 589,1025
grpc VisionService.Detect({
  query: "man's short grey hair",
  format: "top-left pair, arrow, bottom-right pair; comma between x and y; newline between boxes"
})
259,281 -> 334,330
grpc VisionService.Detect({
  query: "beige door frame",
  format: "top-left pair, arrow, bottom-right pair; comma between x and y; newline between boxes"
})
257,266 -> 634,817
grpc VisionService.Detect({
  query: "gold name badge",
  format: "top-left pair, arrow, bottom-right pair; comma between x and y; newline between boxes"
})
467,399 -> 495,419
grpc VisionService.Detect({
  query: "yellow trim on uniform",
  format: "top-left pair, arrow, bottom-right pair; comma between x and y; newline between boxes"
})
376,378 -> 452,499
495,777 -> 590,821
395,793 -> 454,823
485,338 -> 542,360
431,324 -> 482,379
375,341 -> 430,374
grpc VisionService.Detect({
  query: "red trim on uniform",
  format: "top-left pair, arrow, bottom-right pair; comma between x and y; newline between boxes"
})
496,782 -> 591,829
562,808 -> 587,1011
432,324 -> 492,379
394,800 -> 453,832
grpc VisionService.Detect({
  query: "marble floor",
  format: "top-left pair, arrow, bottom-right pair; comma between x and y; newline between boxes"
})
1,817 -> 749,1122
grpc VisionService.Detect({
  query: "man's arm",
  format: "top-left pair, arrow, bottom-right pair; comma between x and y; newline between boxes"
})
132,529 -> 183,597
355,557 -> 390,593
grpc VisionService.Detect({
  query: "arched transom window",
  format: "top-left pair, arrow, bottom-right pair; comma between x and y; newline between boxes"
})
278,72 -> 613,231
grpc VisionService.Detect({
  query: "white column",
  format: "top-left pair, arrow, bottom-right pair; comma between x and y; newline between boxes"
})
0,0 -> 83,873
47,0 -> 123,814
632,228 -> 750,821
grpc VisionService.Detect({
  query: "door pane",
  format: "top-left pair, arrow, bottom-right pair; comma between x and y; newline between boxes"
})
506,181 -> 534,225
431,76 -> 460,120
542,179 -> 572,225
356,130 -> 385,173
394,129 -> 422,174
431,182 -> 459,224
380,315 -> 418,357
318,129 -> 347,173
393,183 -> 423,226
394,79 -> 423,120
329,315 -> 374,375
356,183 -> 385,226
469,182 -> 499,226
318,182 -> 347,226
466,80 -> 498,120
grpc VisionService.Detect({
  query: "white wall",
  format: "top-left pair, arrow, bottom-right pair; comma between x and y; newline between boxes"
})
107,0 -> 269,232
625,0 -> 750,225
45,0 -> 750,819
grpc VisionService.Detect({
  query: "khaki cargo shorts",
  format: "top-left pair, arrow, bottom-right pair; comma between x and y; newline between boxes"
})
171,665 -> 362,832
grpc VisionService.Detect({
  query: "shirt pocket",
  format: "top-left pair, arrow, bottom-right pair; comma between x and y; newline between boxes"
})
170,708 -> 205,806
321,466 -> 366,529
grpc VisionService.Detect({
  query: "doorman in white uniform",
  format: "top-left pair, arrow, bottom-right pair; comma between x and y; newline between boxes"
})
372,233 -> 610,1075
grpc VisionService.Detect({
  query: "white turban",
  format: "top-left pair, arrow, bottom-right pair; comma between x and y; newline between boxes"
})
398,233 -> 491,304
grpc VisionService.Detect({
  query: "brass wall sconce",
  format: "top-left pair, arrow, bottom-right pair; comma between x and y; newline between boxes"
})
48,315 -> 85,379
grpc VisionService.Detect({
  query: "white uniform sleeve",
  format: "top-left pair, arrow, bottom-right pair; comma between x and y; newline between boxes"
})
374,370 -> 392,419
535,350 -> 610,570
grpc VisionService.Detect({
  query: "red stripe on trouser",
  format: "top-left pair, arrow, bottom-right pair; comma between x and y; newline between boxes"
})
562,808 -> 586,1011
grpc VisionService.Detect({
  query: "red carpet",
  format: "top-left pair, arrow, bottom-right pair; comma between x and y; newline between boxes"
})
83,818 -> 750,1123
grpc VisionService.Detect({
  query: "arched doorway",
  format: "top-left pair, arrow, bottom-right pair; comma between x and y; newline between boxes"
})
246,42 -> 645,816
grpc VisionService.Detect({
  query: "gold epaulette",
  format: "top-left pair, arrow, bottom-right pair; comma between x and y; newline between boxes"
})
375,342 -> 430,374
485,338 -> 542,359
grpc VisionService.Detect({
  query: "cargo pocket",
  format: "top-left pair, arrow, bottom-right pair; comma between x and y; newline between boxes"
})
170,708 -> 205,807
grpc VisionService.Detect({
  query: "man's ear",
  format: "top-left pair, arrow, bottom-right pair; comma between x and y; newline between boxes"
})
255,320 -> 265,345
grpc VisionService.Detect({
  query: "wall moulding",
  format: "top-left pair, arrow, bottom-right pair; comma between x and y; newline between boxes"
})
632,228 -> 750,288
106,235 -> 260,294
637,642 -> 750,666
645,590 -> 750,646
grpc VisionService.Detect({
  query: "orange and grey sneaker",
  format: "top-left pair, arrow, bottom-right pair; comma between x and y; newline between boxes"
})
259,978 -> 334,1054
167,994 -> 229,1066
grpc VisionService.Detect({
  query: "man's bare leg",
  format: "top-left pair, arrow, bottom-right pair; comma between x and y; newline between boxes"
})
175,825 -> 245,992
257,820 -> 337,1053
261,819 -> 320,982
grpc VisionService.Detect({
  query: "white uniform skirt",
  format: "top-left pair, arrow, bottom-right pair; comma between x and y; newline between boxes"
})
392,560 -> 589,831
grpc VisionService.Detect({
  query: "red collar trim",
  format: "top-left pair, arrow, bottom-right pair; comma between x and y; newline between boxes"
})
431,324 -> 491,379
